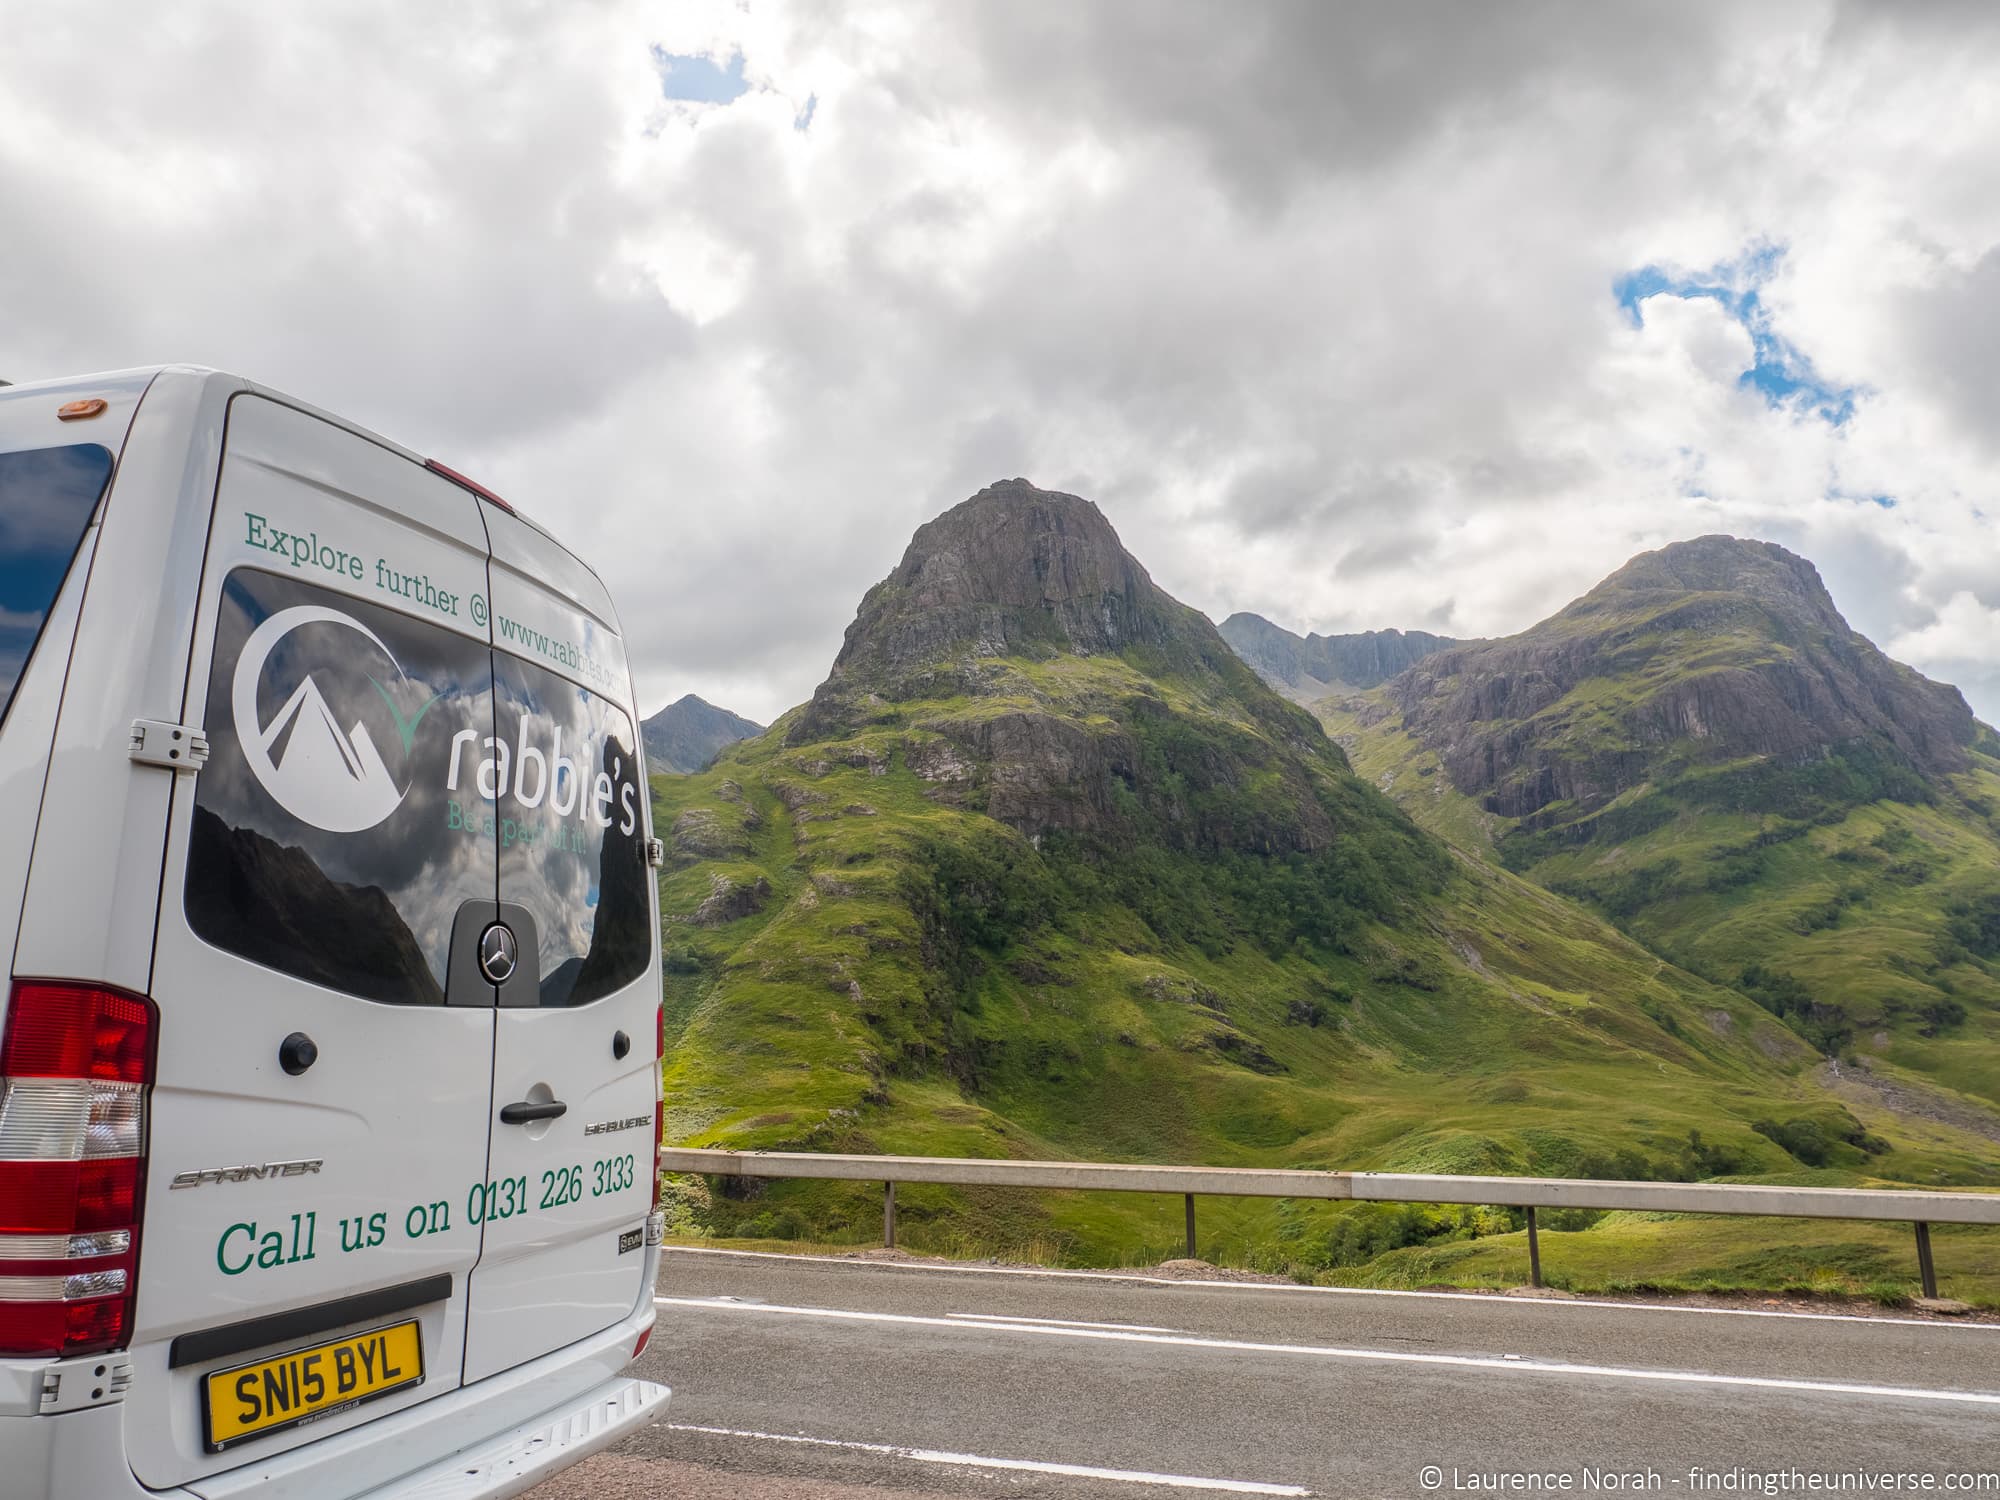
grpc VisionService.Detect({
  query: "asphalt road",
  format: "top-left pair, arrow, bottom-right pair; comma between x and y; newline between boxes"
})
529,1249 -> 2000,1499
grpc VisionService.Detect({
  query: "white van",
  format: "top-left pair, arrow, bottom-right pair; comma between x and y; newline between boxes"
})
0,368 -> 669,1497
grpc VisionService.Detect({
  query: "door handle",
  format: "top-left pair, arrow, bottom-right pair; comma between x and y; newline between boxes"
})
499,1100 -> 567,1124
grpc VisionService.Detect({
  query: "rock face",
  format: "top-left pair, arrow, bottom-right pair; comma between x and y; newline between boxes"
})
690,873 -> 770,926
1381,535 -> 1982,825
642,694 -> 763,774
1220,613 -> 1461,697
798,479 -> 1245,728
789,479 -> 1360,857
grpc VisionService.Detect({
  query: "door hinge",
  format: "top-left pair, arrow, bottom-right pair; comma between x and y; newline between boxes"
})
645,837 -> 665,868
130,718 -> 209,772
40,1353 -> 134,1413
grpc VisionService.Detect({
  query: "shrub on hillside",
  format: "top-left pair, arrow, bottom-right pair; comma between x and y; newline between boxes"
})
1265,1202 -> 1479,1273
1738,963 -> 1853,1055
1750,1111 -> 1889,1167
1945,891 -> 2000,961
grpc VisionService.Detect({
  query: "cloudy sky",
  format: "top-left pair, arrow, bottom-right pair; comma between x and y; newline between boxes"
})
5,1 -> 1998,725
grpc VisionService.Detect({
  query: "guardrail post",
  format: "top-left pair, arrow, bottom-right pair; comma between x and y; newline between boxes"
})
1184,1193 -> 1196,1260
1526,1206 -> 1543,1289
1914,1221 -> 1936,1300
884,1180 -> 896,1250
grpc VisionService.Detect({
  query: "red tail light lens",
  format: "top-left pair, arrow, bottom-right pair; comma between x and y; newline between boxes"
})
2,983 -> 152,1082
424,457 -> 517,514
0,981 -> 155,1356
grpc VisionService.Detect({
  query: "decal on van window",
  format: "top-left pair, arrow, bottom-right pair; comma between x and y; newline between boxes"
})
494,653 -> 651,1006
187,568 -> 498,1005
232,604 -> 434,833
240,509 -> 472,625
190,567 -> 652,1007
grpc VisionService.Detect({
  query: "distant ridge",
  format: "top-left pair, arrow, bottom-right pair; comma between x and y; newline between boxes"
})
641,693 -> 763,774
1218,613 -> 1461,700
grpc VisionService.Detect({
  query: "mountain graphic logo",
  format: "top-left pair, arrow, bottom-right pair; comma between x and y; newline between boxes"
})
231,604 -> 436,834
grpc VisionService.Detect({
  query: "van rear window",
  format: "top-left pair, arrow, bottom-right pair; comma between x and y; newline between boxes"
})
0,444 -> 113,729
186,568 -> 499,1005
494,654 -> 652,1006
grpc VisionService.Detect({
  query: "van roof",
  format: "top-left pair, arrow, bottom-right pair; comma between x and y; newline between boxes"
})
3,364 -> 616,618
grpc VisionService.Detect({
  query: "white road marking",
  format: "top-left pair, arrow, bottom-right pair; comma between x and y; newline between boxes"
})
948,1310 -> 1185,1333
662,1245 -> 2000,1332
665,1420 -> 1312,1495
656,1294 -> 2000,1408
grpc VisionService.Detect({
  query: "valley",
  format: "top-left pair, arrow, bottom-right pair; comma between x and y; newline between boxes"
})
651,487 -> 2000,1305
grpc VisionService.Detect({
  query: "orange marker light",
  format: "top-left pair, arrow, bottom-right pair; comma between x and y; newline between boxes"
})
57,399 -> 107,421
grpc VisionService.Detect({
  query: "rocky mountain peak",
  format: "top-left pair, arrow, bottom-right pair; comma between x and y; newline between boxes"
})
1563,535 -> 1845,636
1381,533 -> 1982,826
833,479 -> 1179,671
793,480 -> 1238,740
783,479 -> 1369,859
641,694 -> 764,774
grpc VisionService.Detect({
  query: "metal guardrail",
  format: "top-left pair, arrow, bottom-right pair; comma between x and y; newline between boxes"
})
661,1147 -> 2000,1299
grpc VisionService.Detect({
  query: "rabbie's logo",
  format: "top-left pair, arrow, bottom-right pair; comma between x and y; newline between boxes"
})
232,605 -> 436,834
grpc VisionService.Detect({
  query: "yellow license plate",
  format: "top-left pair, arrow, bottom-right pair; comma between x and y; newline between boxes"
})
202,1319 -> 424,1452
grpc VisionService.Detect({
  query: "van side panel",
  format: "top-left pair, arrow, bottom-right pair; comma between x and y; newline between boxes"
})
0,530 -> 101,982
13,370 -> 232,991
0,370 -> 157,995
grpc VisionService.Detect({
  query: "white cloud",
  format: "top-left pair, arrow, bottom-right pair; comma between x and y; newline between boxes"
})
1892,592 -> 2000,669
3,1 -> 1998,725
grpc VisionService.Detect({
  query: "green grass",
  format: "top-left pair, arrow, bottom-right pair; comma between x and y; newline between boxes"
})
1338,1211 -> 2000,1309
1324,677 -> 2000,1118
660,1204 -> 2000,1309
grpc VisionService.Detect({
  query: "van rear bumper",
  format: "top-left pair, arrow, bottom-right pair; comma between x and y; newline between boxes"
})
0,1301 -> 661,1499
359,1377 -> 669,1500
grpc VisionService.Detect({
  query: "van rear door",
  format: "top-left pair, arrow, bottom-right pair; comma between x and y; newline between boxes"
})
126,395 -> 501,1487
461,511 -> 656,1382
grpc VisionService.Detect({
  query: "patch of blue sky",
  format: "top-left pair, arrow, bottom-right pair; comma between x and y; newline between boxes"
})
794,93 -> 818,132
652,48 -> 748,104
1614,245 -> 1859,427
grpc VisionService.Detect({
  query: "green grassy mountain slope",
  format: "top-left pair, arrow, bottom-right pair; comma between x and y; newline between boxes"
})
1311,535 -> 2000,1126
657,490 -> 2000,1290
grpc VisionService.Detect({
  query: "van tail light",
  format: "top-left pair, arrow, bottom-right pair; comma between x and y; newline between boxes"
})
425,458 -> 517,515
0,981 -> 155,1356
